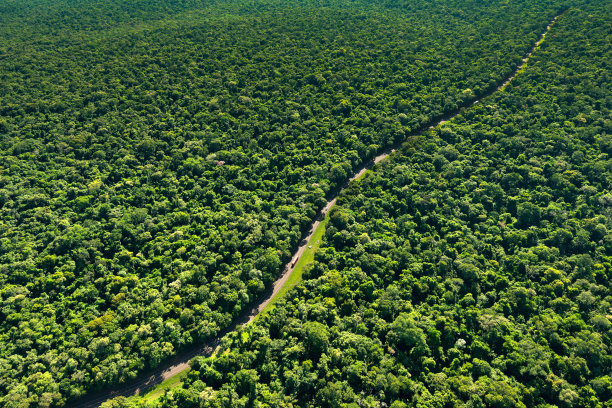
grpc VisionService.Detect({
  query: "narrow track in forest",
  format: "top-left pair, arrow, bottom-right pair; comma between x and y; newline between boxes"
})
68,13 -> 562,408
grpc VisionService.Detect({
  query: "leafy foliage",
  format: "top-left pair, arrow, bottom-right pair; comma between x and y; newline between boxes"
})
146,3 -> 612,408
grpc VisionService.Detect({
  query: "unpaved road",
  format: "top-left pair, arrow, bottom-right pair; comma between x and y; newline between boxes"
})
68,14 -> 562,408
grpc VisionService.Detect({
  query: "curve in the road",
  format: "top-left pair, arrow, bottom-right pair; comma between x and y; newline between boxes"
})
67,13 -> 562,408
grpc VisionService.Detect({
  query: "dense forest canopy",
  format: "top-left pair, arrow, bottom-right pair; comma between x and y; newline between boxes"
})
2,0 -> 610,407
134,1 -> 611,408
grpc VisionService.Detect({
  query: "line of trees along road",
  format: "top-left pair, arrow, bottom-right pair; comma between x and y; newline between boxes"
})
133,2 -> 611,408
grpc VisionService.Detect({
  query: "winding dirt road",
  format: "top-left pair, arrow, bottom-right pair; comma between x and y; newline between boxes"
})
68,13 -> 562,408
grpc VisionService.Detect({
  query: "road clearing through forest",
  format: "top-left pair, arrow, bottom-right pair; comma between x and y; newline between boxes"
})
68,13 -> 562,408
